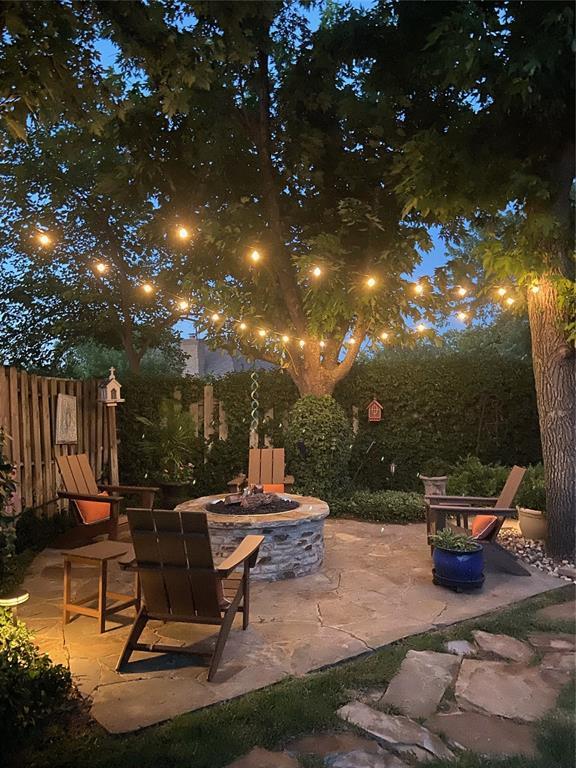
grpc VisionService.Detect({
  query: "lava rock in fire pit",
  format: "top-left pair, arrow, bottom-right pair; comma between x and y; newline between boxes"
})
213,492 -> 299,516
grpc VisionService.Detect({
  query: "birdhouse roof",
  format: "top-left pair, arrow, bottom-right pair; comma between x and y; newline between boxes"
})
368,398 -> 383,409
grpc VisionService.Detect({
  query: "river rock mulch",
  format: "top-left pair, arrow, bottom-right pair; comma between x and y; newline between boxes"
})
225,610 -> 575,768
499,529 -> 576,582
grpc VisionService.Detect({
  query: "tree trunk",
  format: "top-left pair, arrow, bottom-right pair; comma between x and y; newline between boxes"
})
527,274 -> 575,559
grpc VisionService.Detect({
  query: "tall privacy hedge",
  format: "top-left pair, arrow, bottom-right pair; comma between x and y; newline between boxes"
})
116,354 -> 541,494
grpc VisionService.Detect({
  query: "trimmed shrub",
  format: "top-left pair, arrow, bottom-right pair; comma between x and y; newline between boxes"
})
329,490 -> 426,523
284,396 -> 352,499
0,608 -> 72,742
517,464 -> 546,511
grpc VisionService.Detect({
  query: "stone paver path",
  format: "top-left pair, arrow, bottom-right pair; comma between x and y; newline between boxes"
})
381,650 -> 460,717
20,519 -> 561,733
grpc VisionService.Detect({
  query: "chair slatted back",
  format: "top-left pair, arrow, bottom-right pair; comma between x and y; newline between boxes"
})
127,508 -> 221,620
495,466 -> 526,509
247,448 -> 285,485
57,454 -> 99,495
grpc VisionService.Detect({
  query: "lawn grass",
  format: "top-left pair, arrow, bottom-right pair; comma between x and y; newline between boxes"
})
10,584 -> 575,768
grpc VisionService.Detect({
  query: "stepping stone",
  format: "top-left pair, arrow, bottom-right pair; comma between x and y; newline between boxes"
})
338,702 -> 454,761
455,660 -> 560,722
444,640 -> 476,657
381,651 -> 461,717
472,630 -> 534,663
540,652 -> 576,672
288,732 -> 381,757
425,712 -> 536,757
329,750 -> 407,768
225,748 -> 299,768
527,632 -> 575,652
535,600 -> 575,622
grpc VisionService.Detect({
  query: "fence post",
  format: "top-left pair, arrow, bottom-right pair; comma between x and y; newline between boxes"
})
108,405 -> 120,485
204,385 -> 214,441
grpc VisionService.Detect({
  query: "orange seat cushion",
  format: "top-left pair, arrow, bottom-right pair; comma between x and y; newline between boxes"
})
75,492 -> 111,524
263,484 -> 285,494
471,514 -> 499,540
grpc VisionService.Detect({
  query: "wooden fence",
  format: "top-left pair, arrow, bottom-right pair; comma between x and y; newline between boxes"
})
0,367 -> 117,512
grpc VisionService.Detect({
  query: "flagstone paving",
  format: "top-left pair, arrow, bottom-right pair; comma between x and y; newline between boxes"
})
19,519 -> 562,733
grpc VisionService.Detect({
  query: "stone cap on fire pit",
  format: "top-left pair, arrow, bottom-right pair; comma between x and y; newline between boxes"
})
175,493 -> 329,529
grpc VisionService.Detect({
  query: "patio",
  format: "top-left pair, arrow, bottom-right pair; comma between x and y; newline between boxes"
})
20,518 -> 560,734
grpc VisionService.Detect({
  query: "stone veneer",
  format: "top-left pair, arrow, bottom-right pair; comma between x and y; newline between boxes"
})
175,493 -> 330,580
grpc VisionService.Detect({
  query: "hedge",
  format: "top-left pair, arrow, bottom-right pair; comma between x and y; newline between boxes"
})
115,353 -> 541,496
329,490 -> 426,523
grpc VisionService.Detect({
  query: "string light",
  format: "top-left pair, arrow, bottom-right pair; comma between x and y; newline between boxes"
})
37,232 -> 51,246
416,323 -> 427,332
95,262 -> 107,274
366,276 -> 376,288
177,226 -> 191,240
380,331 -> 389,341
530,284 -> 540,294
312,266 -> 322,278
239,322 -> 248,331
319,340 -> 326,348
257,328 -> 267,338
281,334 -> 290,343
497,287 -> 507,297
414,283 -> 424,295
348,337 -> 356,345
177,299 -> 189,311
142,283 -> 153,294
211,312 -> 220,322
299,339 -> 305,348
457,311 -> 468,322
457,286 -> 467,297
505,297 -> 515,306
249,249 -> 261,263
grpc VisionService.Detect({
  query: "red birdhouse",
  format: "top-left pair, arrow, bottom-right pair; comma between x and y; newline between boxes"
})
367,398 -> 383,422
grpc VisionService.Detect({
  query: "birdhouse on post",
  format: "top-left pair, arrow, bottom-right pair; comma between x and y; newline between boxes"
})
98,367 -> 125,407
367,398 -> 383,423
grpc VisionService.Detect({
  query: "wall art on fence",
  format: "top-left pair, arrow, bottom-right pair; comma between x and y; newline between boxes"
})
55,394 -> 78,444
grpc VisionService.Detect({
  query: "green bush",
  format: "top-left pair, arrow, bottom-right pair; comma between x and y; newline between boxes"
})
447,456 -> 546,510
0,608 -> 72,743
329,490 -> 426,523
517,464 -> 547,511
284,396 -> 352,499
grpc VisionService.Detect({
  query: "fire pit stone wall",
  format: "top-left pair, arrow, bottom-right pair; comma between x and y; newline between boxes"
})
175,494 -> 330,580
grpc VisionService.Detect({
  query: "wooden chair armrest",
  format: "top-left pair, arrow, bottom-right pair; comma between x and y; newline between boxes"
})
216,535 -> 264,577
118,545 -> 137,570
99,484 -> 159,493
425,495 -> 497,505
429,505 -> 515,517
58,491 -> 123,503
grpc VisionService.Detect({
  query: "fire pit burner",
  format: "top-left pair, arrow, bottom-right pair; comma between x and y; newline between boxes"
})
210,497 -> 299,516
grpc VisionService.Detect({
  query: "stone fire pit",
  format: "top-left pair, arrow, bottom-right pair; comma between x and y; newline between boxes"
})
175,493 -> 329,580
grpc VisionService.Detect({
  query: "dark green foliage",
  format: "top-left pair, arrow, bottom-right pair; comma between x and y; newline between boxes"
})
337,355 -> 541,492
284,396 -> 352,499
14,508 -> 75,555
328,490 -> 426,524
0,608 -> 72,742
447,457 -> 547,511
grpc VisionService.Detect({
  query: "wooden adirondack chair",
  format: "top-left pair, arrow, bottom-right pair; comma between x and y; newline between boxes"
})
228,448 -> 295,493
426,465 -> 530,576
56,454 -> 158,542
116,508 -> 263,681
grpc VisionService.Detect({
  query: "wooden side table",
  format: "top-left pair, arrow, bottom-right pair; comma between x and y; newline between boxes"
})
62,541 -> 140,633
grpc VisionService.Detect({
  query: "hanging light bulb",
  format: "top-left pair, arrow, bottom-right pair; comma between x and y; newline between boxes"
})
312,266 -> 322,278
505,297 -> 515,306
37,232 -> 51,246
95,262 -> 107,274
457,286 -> 467,297
211,312 -> 220,322
142,283 -> 153,294
177,299 -> 189,311
380,331 -> 389,341
366,276 -> 376,288
177,226 -> 190,240
281,334 -> 290,343
414,282 -> 424,295
497,287 -> 507,297
249,249 -> 261,263
257,328 -> 267,337
457,311 -> 468,322
239,322 -> 247,331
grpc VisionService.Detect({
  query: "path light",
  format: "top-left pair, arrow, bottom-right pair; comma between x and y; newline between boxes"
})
142,283 -> 153,294
497,287 -> 507,297
37,232 -> 51,246
95,262 -> 107,274
249,249 -> 261,263
312,266 -> 322,278
366,276 -> 377,288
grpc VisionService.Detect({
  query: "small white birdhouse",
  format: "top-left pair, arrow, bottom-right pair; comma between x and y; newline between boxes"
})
98,367 -> 125,406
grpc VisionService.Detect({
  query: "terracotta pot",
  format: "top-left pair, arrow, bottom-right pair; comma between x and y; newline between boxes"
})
518,507 -> 547,541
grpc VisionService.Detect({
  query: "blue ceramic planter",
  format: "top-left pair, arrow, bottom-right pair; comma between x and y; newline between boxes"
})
433,544 -> 484,591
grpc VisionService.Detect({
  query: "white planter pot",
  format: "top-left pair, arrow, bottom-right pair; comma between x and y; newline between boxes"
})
518,507 -> 547,541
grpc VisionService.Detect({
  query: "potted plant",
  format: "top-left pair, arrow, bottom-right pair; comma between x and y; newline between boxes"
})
137,400 -> 197,508
430,528 -> 484,592
517,466 -> 547,540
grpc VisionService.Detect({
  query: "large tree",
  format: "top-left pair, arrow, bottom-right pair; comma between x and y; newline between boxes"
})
386,0 -> 575,557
